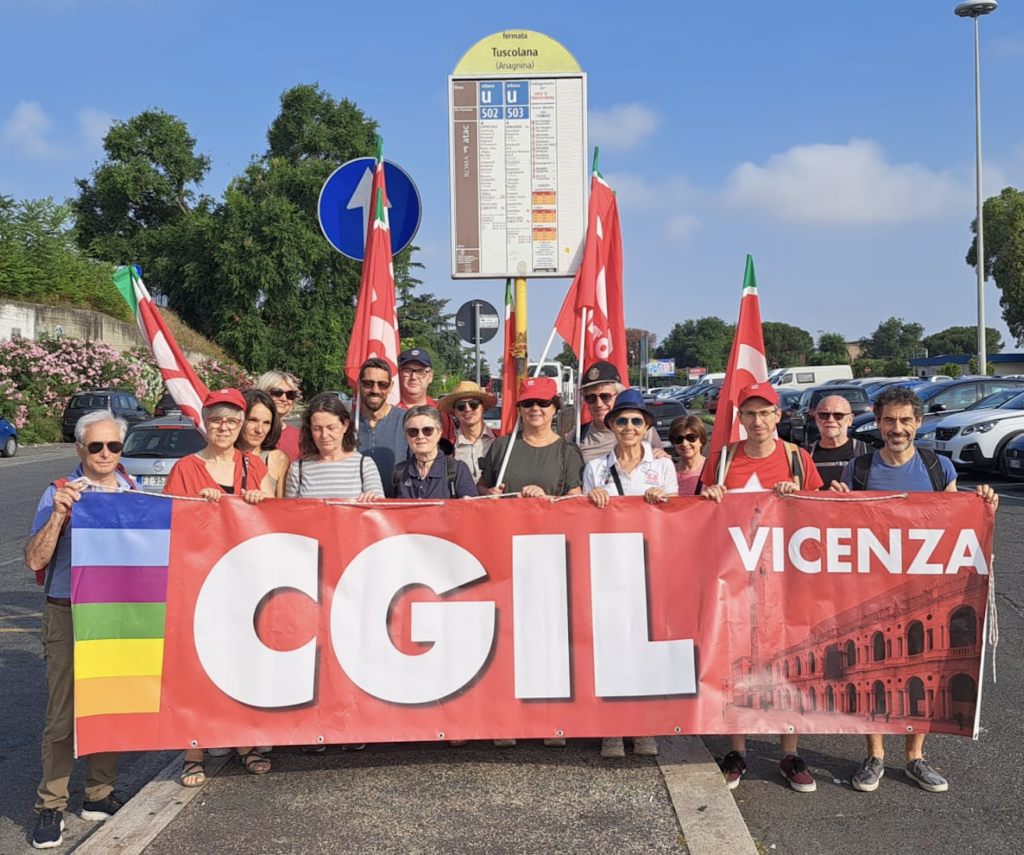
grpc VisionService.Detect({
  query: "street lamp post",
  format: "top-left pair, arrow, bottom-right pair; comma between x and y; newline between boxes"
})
955,0 -> 997,376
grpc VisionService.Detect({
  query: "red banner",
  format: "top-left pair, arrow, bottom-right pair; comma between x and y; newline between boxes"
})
71,491 -> 993,754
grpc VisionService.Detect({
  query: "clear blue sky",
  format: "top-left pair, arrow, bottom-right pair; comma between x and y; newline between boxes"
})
3,0 -> 1023,368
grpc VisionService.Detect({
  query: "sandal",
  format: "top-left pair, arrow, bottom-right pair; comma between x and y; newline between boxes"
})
236,749 -> 271,775
180,759 -> 206,788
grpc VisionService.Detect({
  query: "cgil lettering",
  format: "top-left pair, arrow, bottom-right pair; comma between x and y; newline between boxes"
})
727,526 -> 988,575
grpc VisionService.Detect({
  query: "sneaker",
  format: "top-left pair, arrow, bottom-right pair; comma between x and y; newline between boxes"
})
632,736 -> 659,756
719,751 -> 746,790
905,758 -> 949,793
851,757 -> 885,792
32,809 -> 64,850
543,738 -> 566,747
80,793 -> 123,821
780,754 -> 817,793
302,744 -> 326,753
207,747 -> 232,757
601,737 -> 626,758
341,744 -> 366,751
493,739 -> 516,747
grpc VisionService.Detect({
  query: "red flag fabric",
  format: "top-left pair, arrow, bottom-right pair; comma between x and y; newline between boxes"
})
344,137 -> 401,404
111,266 -> 210,433
554,163 -> 629,386
500,279 -> 519,436
702,255 -> 770,485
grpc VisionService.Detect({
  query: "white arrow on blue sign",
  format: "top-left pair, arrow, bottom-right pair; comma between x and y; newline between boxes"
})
317,158 -> 422,261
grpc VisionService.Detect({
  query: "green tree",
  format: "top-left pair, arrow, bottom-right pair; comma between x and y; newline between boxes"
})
921,325 -> 1004,358
761,321 -> 813,368
859,317 -> 924,360
939,362 -> 962,378
655,317 -> 735,373
967,356 -> 996,376
808,331 -> 851,365
397,290 -> 475,393
966,186 -> 1024,346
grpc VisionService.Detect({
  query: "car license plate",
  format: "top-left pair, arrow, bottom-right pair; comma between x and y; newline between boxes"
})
935,442 -> 947,451
140,475 -> 167,487
1009,459 -> 1022,469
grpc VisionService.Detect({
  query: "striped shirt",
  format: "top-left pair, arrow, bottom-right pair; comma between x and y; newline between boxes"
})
284,453 -> 384,499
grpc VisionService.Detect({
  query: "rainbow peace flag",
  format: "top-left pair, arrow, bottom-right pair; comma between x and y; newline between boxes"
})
71,492 -> 172,745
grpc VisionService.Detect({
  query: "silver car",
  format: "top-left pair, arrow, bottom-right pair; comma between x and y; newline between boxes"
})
120,415 -> 206,493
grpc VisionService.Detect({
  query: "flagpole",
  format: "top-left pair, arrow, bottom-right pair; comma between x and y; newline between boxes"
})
495,277 -> 529,491
575,308 -> 586,443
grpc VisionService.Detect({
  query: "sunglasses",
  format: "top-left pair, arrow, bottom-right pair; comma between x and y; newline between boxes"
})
360,379 -> 391,391
270,388 -> 299,401
405,426 -> 437,438
816,411 -> 851,421
455,400 -> 482,412
614,416 -> 646,429
83,441 -> 124,454
671,433 -> 700,445
584,392 -> 615,405
520,398 -> 555,409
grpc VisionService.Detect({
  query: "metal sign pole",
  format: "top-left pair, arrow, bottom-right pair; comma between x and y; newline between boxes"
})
474,301 -> 482,385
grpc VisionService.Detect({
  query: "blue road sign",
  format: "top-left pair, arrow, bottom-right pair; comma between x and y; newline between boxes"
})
317,158 -> 422,261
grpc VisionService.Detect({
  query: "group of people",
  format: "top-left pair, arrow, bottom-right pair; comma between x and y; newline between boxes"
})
24,353 -> 999,848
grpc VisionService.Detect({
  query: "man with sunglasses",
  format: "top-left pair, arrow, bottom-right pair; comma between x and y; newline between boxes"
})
356,357 -> 409,483
25,411 -> 139,848
808,395 -> 870,490
438,381 -> 498,482
577,361 -> 664,464
255,371 -> 302,461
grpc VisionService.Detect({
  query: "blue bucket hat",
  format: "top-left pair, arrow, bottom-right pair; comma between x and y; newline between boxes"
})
604,388 -> 653,429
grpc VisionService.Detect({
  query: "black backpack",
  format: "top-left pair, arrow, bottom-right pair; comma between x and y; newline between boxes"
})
850,447 -> 946,492
392,457 -> 460,499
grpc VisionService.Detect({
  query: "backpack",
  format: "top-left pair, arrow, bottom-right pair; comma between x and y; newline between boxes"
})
392,456 -> 460,499
718,440 -> 808,488
850,447 -> 946,492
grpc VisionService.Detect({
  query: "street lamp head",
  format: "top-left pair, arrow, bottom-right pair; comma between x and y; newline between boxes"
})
955,1 -> 997,18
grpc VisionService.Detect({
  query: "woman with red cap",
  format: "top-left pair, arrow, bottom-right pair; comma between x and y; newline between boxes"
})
163,388 -> 274,786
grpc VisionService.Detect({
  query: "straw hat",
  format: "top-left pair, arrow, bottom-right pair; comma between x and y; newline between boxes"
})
438,381 -> 498,415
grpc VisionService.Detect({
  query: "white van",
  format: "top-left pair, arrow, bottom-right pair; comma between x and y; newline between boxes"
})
693,372 -> 725,387
771,365 -> 853,389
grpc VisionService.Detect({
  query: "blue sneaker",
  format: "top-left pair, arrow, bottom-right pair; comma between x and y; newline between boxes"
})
32,809 -> 64,849
81,793 -> 123,821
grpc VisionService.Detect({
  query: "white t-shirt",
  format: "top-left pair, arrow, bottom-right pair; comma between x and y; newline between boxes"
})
582,442 -> 679,497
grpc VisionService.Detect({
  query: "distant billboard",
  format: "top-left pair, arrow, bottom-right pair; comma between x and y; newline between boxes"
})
648,359 -> 676,378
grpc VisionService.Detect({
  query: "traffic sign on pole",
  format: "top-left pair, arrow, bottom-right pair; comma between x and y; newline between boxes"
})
318,158 -> 422,261
455,300 -> 500,345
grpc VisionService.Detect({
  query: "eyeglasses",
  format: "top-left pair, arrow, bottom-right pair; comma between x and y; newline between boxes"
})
614,416 -> 647,429
208,417 -> 242,430
405,426 -> 437,438
400,367 -> 430,378
455,400 -> 481,412
270,388 -> 299,401
520,398 -> 555,409
739,408 -> 778,421
584,392 -> 615,405
83,441 -> 124,454
671,433 -> 700,445
816,411 -> 851,421
360,379 -> 391,391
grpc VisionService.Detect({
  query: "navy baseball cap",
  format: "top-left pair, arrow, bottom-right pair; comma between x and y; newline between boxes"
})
398,348 -> 433,368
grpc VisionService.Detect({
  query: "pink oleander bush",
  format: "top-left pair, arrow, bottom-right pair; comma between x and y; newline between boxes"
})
0,334 -> 256,444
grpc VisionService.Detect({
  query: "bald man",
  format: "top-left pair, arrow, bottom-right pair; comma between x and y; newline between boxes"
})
808,395 -> 870,489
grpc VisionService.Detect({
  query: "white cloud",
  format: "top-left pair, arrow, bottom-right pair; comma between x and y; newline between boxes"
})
588,103 -> 660,153
666,213 -> 700,239
723,139 -> 971,224
1,101 -> 113,160
604,172 -> 701,210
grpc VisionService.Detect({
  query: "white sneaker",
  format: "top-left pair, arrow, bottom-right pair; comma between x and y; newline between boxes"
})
632,737 -> 659,756
601,737 -> 626,758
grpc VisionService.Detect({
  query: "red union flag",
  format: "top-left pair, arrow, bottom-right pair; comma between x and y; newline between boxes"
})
554,155 -> 628,384
345,136 -> 401,404
703,255 -> 770,485
111,266 -> 210,432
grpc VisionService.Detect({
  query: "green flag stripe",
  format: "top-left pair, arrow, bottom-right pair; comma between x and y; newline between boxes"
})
72,602 -> 167,641
112,267 -> 140,318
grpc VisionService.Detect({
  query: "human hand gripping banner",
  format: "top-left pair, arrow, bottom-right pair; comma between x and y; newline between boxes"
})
69,491 -> 993,755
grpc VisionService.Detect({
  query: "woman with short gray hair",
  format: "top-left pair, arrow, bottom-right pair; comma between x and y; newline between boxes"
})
390,406 -> 478,499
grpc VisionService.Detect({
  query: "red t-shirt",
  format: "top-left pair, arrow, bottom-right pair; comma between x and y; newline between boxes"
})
704,442 -> 823,491
163,449 -> 269,496
276,424 -> 302,462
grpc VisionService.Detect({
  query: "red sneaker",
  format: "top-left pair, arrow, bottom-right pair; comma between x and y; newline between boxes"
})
780,754 -> 817,793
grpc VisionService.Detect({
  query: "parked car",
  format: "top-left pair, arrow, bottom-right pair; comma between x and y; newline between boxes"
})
916,389 -> 1024,474
648,399 -> 690,453
0,410 -> 18,458
119,415 -> 207,493
1001,432 -> 1024,481
849,377 -> 1024,448
153,393 -> 181,417
61,389 -> 150,442
776,389 -> 804,441
704,385 -> 724,414
482,404 -> 502,432
790,385 -> 873,446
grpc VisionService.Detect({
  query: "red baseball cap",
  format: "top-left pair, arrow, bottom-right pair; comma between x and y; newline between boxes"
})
517,376 -> 559,401
736,382 -> 779,408
203,388 -> 247,411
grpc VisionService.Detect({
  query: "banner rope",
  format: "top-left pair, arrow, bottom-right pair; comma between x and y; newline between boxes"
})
783,492 -> 909,502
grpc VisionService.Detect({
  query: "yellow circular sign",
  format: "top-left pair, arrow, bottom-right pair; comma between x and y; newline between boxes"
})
453,30 -> 582,75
